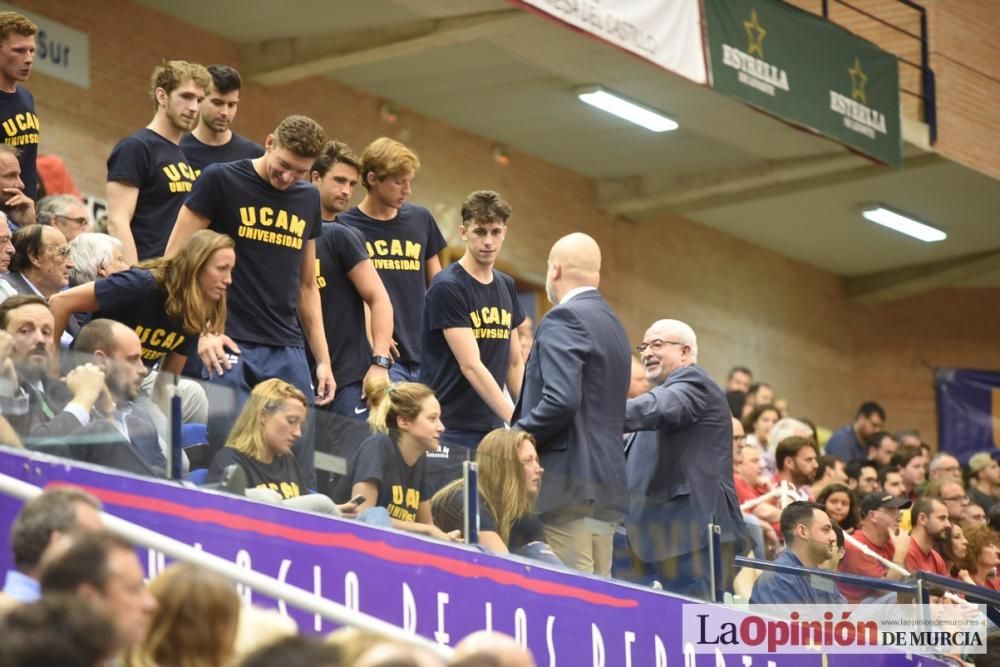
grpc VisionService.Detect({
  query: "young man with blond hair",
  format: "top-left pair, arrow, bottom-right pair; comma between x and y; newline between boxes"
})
0,12 -> 39,202
338,137 -> 446,382
165,115 -> 333,486
107,61 -> 209,263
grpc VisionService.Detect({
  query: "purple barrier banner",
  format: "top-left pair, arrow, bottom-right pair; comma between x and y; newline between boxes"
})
0,448 -> 942,666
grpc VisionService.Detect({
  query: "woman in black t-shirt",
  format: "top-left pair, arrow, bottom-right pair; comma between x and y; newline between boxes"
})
50,229 -> 235,411
432,429 -> 555,559
337,375 -> 460,542
209,379 -> 336,515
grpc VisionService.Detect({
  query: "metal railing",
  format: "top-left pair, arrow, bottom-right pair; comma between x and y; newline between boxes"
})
809,0 -> 937,143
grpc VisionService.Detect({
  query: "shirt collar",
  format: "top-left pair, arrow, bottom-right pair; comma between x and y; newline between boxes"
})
559,285 -> 597,305
2,569 -> 40,602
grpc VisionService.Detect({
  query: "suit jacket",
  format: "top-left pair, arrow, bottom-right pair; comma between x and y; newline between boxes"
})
71,408 -> 167,479
0,271 -> 36,298
513,290 -> 631,518
623,364 -> 748,562
8,376 -> 83,456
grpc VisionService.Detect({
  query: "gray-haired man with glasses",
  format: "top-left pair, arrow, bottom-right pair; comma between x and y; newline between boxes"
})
36,195 -> 91,242
619,318 -> 749,600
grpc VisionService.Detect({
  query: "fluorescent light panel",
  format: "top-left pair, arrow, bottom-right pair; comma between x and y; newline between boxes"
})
576,87 -> 678,133
861,206 -> 946,243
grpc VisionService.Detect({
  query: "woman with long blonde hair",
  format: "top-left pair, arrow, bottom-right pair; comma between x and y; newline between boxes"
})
126,562 -> 240,667
431,428 -> 554,560
209,378 -> 339,515
49,229 -> 234,418
334,375 -> 459,541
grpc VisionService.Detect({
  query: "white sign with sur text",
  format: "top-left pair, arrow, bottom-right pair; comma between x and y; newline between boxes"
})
0,3 -> 89,88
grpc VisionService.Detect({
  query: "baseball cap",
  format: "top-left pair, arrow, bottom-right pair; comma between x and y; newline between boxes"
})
968,452 -> 994,476
860,492 -> 912,517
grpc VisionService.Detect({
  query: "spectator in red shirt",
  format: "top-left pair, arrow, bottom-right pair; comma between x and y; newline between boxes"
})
734,442 -> 780,545
837,492 -> 911,603
905,497 -> 950,576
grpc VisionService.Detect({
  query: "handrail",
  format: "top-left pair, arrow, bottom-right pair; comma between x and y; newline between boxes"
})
0,471 -> 454,662
735,554 -> 917,594
915,571 -> 1000,606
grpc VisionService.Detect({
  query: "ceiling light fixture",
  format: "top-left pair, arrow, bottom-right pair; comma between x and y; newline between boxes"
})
861,205 -> 946,243
576,86 -> 678,133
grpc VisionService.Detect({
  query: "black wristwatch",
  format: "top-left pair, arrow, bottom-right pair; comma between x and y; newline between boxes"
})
370,354 -> 393,369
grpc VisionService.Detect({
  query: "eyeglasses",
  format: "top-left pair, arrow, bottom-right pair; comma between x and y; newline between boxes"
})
55,215 -> 89,227
43,244 -> 71,257
733,434 -> 747,444
941,494 -> 970,504
636,339 -> 684,354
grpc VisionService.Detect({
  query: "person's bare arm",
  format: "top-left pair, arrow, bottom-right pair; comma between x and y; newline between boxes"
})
347,259 -> 393,394
425,253 -> 442,284
298,240 -> 334,405
505,327 -> 524,403
443,327 -> 514,424
163,205 -> 210,258
106,182 -> 140,265
49,284 -> 99,346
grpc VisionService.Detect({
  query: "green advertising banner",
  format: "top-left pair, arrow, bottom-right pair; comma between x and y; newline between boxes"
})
704,0 -> 902,167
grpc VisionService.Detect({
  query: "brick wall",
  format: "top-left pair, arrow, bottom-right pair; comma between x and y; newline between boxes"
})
10,0 -> 1000,444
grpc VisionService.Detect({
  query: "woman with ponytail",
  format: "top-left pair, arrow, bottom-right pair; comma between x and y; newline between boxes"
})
334,375 -> 460,541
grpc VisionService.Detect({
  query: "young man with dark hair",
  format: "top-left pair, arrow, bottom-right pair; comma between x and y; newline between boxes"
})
180,64 -> 263,172
725,365 -> 752,393
865,430 -> 898,466
0,12 -> 39,202
890,445 -> 927,500
311,140 -> 392,419
845,458 -> 879,495
905,496 -> 951,576
2,487 -> 102,602
165,115 -> 334,486
0,595 -> 119,667
750,501 -> 845,604
774,436 -> 818,494
420,190 -> 525,493
338,137 -> 446,382
879,464 -> 905,499
809,453 -> 846,498
826,401 -> 886,463
107,61 -> 209,263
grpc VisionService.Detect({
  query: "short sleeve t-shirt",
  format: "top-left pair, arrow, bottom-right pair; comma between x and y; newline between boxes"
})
337,432 -> 428,522
837,530 -> 894,603
0,87 -> 39,200
107,128 -> 196,259
904,537 -> 949,576
315,222 -> 372,387
180,132 -> 264,173
92,268 -> 197,367
207,447 -> 304,499
338,203 -> 446,365
183,160 -> 321,346
420,263 -> 524,430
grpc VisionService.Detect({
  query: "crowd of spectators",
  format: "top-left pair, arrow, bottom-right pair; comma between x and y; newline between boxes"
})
0,8 -> 999,665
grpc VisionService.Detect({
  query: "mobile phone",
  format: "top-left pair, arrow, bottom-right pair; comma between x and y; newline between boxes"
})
351,495 -> 366,506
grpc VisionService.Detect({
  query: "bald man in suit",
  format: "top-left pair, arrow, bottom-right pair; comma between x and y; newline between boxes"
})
514,233 -> 631,576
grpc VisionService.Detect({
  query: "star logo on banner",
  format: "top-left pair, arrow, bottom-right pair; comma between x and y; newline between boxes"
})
744,9 -> 767,58
848,56 -> 868,103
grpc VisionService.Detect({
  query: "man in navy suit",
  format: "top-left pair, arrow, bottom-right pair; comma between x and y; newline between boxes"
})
623,319 -> 748,599
514,233 -> 631,576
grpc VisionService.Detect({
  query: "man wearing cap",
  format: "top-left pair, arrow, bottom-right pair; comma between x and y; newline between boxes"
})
751,501 -> 847,604
904,497 -> 950,577
837,491 -> 911,603
968,452 -> 1000,513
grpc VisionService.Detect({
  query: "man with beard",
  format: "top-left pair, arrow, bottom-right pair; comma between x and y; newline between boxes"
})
180,65 -> 263,172
106,61 -> 209,263
904,497 -> 951,576
774,436 -> 819,498
68,318 -> 169,478
0,295 -> 104,447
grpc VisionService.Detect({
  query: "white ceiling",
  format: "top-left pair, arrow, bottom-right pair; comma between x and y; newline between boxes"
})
136,0 -> 1000,290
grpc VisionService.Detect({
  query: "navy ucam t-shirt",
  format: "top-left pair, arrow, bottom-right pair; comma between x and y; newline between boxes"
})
316,221 -> 372,388
107,128 -> 196,259
338,203 -> 446,365
183,159 -> 321,347
0,87 -> 39,200
420,262 -> 524,431
92,268 -> 197,367
180,131 -> 264,174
